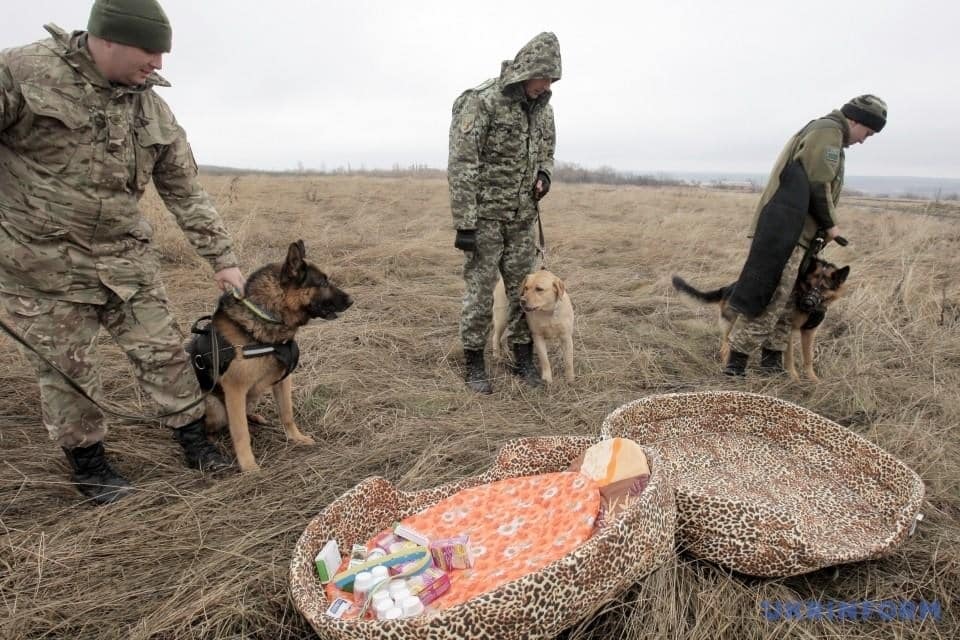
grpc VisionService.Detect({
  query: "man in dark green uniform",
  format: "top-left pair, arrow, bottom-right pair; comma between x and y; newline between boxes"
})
724,95 -> 887,376
448,33 -> 561,393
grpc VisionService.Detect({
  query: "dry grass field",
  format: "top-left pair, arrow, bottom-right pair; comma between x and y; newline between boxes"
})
1,174 -> 958,639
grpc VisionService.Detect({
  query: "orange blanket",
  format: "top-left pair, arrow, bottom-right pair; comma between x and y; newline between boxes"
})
326,471 -> 600,610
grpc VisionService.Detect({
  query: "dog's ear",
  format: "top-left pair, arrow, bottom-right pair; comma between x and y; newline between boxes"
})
282,240 -> 307,284
553,277 -> 565,300
832,266 -> 850,286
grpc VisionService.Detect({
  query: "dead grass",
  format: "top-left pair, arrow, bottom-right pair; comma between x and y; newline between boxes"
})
1,176 -> 957,639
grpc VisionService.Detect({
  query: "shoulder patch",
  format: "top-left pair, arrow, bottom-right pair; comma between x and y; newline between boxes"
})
824,147 -> 841,166
453,89 -> 484,135
455,98 -> 480,134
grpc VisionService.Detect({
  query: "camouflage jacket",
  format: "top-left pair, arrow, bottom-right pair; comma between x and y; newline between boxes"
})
448,32 -> 561,230
750,110 -> 849,249
0,24 -> 237,303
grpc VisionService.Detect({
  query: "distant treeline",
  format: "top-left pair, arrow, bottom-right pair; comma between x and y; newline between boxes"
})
199,161 -> 687,187
550,162 -> 687,187
197,163 -> 958,201
199,163 -> 446,179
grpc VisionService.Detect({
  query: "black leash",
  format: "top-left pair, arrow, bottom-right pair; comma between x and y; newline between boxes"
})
0,314 -> 215,423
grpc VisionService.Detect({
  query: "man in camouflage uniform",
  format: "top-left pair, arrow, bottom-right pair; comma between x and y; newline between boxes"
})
448,32 -> 560,393
0,0 -> 245,503
724,95 -> 887,376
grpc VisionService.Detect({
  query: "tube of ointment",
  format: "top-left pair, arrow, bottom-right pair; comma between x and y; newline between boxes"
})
393,523 -> 431,547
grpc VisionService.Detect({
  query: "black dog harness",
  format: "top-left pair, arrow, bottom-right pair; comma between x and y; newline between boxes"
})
800,307 -> 826,331
188,316 -> 300,392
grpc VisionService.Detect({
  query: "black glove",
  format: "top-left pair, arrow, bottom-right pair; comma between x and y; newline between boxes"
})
454,229 -> 477,252
534,171 -> 551,201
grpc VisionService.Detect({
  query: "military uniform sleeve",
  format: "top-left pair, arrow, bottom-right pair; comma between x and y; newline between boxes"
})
795,127 -> 844,230
0,62 -> 24,132
152,123 -> 239,273
537,103 -> 556,180
447,92 -> 487,230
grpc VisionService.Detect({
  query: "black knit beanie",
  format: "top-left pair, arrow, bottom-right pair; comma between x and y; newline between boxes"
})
87,0 -> 172,53
841,94 -> 887,132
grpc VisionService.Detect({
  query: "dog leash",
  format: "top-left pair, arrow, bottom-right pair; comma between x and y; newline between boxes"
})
0,283 -> 288,421
227,285 -> 283,324
0,314 -> 219,423
535,200 -> 549,270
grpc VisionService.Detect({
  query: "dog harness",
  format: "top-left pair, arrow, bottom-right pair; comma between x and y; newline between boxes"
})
188,316 -> 300,392
800,308 -> 826,331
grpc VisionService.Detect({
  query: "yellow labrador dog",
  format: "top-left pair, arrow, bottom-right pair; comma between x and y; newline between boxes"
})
492,269 -> 575,383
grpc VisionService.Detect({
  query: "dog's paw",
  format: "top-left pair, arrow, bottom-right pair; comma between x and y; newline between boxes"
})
290,433 -> 316,446
247,413 -> 269,426
239,462 -> 261,474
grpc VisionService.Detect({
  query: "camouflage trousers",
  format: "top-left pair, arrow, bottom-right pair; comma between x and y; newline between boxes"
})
0,283 -> 203,449
460,217 -> 538,350
728,244 -> 805,355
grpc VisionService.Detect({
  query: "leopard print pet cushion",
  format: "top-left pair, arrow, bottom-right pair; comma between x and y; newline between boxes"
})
601,391 -> 925,577
290,437 -> 675,639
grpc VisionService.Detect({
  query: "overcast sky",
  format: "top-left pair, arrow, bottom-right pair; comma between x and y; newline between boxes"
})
4,0 -> 958,178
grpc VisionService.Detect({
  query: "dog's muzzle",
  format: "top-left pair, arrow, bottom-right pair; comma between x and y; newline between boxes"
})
798,290 -> 824,313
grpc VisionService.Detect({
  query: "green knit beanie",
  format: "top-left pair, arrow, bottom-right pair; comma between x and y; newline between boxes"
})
87,0 -> 172,53
841,94 -> 887,133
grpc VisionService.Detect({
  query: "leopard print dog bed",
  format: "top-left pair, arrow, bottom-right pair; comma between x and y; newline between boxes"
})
601,391 -> 925,577
289,436 -> 675,639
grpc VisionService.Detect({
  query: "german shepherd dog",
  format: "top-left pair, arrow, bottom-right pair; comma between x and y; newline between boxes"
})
672,258 -> 850,381
189,240 -> 353,472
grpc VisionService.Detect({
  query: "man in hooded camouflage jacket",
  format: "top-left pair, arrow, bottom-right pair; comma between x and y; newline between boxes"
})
723,94 -> 887,376
448,32 -> 561,393
0,0 -> 244,504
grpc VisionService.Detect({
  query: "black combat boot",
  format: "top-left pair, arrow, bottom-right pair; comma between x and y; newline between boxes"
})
173,417 -> 233,472
464,349 -> 493,394
723,350 -> 749,377
62,441 -> 133,505
511,342 -> 543,388
759,348 -> 785,375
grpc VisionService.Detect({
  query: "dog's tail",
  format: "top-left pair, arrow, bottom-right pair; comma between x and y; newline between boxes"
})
671,275 -> 728,304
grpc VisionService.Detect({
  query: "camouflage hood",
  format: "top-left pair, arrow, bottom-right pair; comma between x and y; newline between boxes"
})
499,32 -> 561,96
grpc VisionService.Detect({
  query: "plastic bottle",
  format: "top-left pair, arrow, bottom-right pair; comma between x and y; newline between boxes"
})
352,571 -> 374,604
383,606 -> 403,620
373,598 -> 394,619
371,565 -> 389,583
401,595 -> 425,617
388,579 -> 409,600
